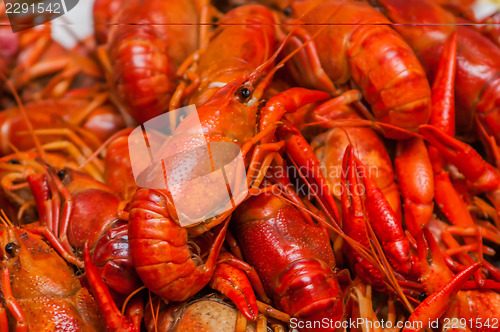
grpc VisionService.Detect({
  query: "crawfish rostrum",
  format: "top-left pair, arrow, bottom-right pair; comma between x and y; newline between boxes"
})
0,0 -> 500,331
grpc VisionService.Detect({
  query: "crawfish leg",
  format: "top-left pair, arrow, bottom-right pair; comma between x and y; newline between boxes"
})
27,173 -> 54,232
0,269 -> 28,332
225,231 -> 244,260
403,263 -> 480,332
11,26 -> 52,87
421,124 -> 500,192
395,138 -> 434,239
216,252 -> 271,304
257,301 -> 290,323
38,138 -> 104,181
280,24 -> 336,93
235,310 -> 248,332
276,121 -> 341,226
32,167 -> 76,255
44,167 -> 81,254
83,243 -> 137,331
0,304 -> 8,332
259,88 -> 330,136
256,315 -> 268,332
95,46 -> 135,127
123,295 -> 144,332
210,255 -> 260,321
28,226 -> 83,268
247,141 -> 285,189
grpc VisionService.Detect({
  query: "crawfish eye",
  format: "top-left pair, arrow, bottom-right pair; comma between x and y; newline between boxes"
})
283,6 -> 293,16
417,292 -> 427,302
57,169 -> 67,180
239,87 -> 251,100
7,159 -> 20,165
5,242 -> 19,257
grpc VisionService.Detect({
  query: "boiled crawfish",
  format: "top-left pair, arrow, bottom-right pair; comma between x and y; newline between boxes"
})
127,3 -> 279,302
372,0 -> 500,143
274,0 -> 432,137
0,213 -> 104,331
231,191 -> 344,331
102,0 -> 202,123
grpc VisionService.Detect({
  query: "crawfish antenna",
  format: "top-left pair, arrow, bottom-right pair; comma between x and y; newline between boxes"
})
250,16 -> 335,102
0,210 -> 14,228
78,128 -> 133,170
0,72 -> 46,160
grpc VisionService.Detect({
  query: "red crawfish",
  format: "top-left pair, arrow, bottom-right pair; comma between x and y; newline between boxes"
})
102,0 -> 202,123
126,3 -> 278,304
371,0 -> 500,143
340,145 -> 419,290
273,0 -> 432,137
230,191 -> 344,331
0,213 -> 104,331
403,226 -> 498,332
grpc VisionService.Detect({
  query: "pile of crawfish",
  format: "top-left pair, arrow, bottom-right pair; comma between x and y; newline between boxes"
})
1,0 -> 500,331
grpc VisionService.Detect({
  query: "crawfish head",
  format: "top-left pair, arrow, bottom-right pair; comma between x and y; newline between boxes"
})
0,225 -> 104,331
192,78 -> 261,144
0,226 -> 81,298
131,77 -> 271,230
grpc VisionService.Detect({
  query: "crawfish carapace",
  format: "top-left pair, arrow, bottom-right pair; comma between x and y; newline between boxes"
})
282,0 -> 432,137
231,192 -> 344,330
0,224 -> 104,331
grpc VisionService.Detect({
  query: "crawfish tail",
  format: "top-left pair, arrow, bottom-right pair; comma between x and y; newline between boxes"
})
108,0 -> 199,123
287,0 -> 431,136
110,27 -> 177,123
128,188 -> 229,302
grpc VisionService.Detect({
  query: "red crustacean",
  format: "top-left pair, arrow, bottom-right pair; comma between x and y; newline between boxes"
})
340,145 -> 420,289
0,124 -> 144,303
0,214 -> 104,331
0,138 -> 142,303
125,4 -> 346,324
185,4 -> 278,106
126,3 -> 278,303
25,166 -> 144,300
274,0 -> 432,137
402,226 -> 499,332
371,0 -> 500,143
0,99 -> 125,157
102,0 -> 201,123
8,23 -> 103,102
230,191 -> 344,331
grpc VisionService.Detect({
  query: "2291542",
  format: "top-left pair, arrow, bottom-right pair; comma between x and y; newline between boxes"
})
442,317 -> 499,330
5,1 -> 63,14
